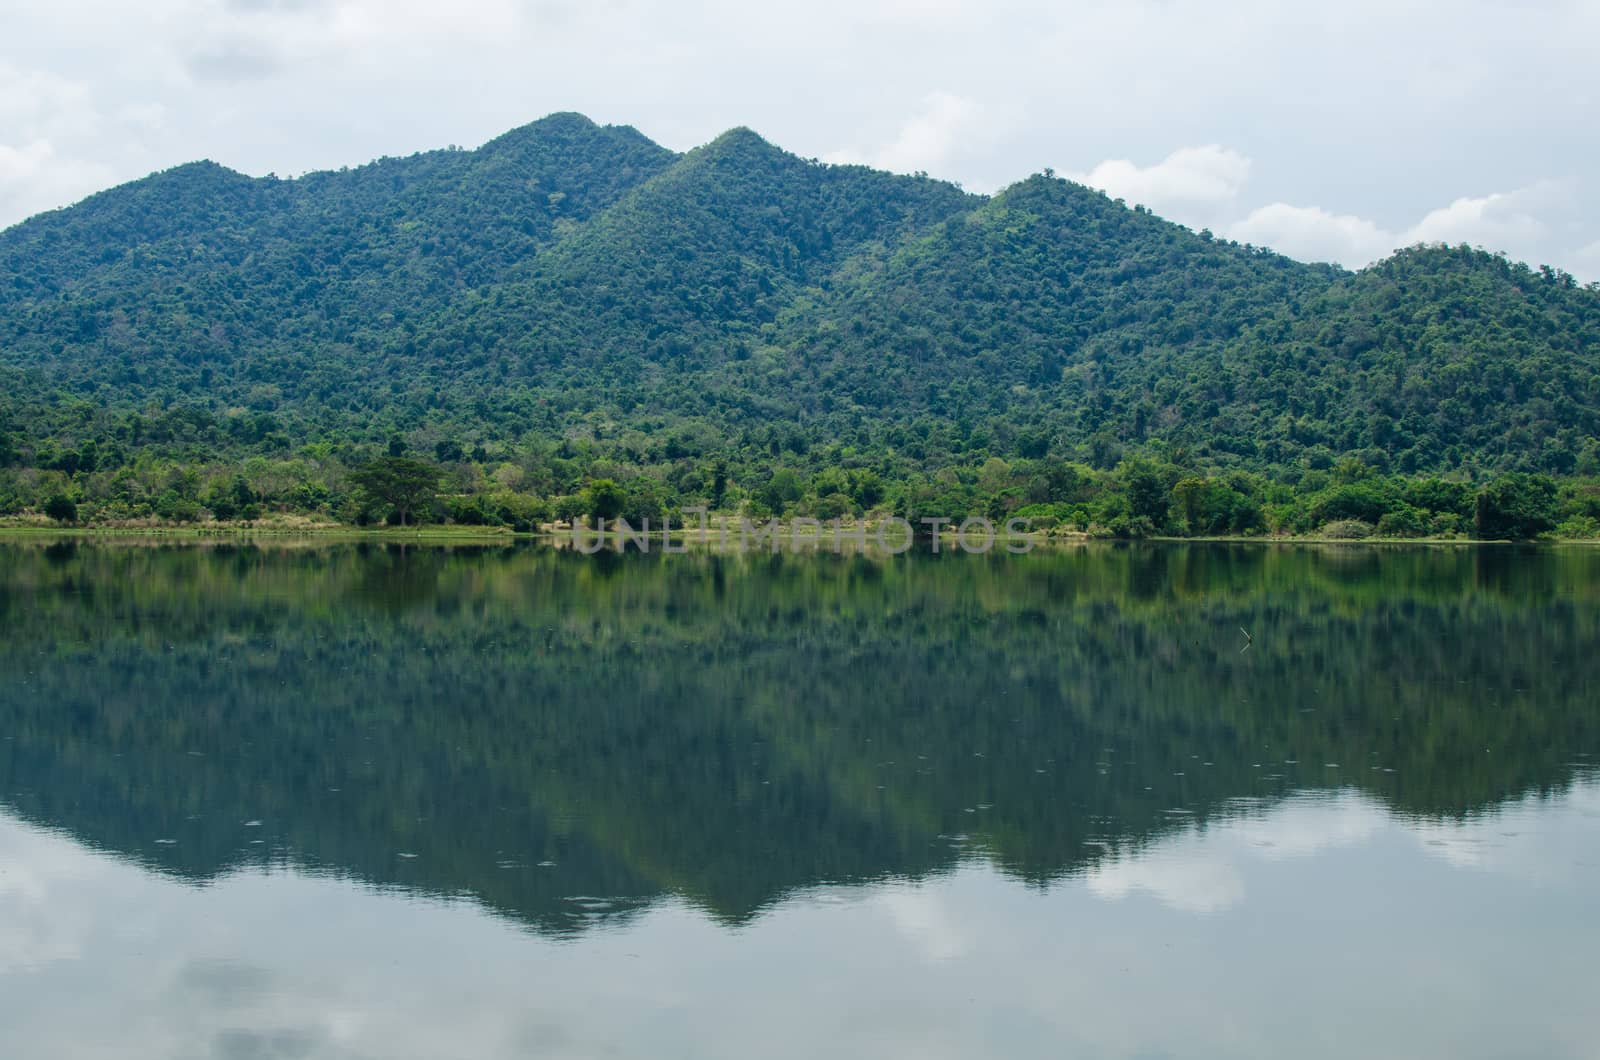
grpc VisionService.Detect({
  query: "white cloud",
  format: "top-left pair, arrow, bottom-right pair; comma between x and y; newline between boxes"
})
1065,137 -> 1594,276
842,0 -> 982,25
1070,144 -> 1252,214
184,38 -> 290,82
0,63 -> 99,139
1408,777 -> 1600,881
1405,179 -> 1575,263
1228,179 -> 1592,275
1083,777 -> 1600,916
0,139 -> 55,183
1085,843 -> 1246,913
825,92 -> 987,177
0,816 -> 107,973
1227,202 -> 1397,268
1085,793 -> 1385,914
0,63 -> 118,220
0,138 -> 115,224
874,885 -> 970,962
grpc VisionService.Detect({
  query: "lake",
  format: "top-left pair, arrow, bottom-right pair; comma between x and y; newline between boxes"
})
2,539 -> 1597,1058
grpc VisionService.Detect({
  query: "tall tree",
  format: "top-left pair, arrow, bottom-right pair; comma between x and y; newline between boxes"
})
1475,475 -> 1559,540
350,457 -> 440,527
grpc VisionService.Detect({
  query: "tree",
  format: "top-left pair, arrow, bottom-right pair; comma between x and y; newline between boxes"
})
1475,475 -> 1558,540
850,470 -> 886,509
815,492 -> 854,519
1122,460 -> 1170,531
622,477 -> 669,524
1310,482 -> 1395,526
349,457 -> 440,527
1172,477 -> 1210,534
711,462 -> 729,510
760,469 -> 803,514
204,475 -> 259,521
44,495 -> 78,524
584,479 -> 626,524
1029,463 -> 1082,504
554,494 -> 587,526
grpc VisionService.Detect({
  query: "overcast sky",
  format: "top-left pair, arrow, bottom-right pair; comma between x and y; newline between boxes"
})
2,0 -> 1597,278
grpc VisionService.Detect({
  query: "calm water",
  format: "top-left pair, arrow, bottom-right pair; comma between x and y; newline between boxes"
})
2,540 -> 1598,1058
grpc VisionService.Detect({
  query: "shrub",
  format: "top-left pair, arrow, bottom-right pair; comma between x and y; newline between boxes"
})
1108,514 -> 1157,539
815,492 -> 855,520
1555,515 -> 1600,539
1309,483 -> 1396,526
44,495 -> 78,523
154,491 -> 201,522
1322,519 -> 1374,539
492,493 -> 550,533
1376,506 -> 1428,537
1428,512 -> 1464,537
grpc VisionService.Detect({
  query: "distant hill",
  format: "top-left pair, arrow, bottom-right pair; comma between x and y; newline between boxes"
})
2,113 -> 1598,532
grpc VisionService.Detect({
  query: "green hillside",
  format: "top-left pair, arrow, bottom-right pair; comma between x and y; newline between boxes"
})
1,113 -> 1598,536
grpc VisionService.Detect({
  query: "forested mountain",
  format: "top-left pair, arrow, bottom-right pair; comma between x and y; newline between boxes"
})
1,113 -> 1598,534
0,113 -> 674,406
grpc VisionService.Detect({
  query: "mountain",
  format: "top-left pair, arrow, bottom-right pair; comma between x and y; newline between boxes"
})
771,177 -> 1600,474
1,113 -> 1598,533
407,127 -> 977,405
0,113 -> 675,405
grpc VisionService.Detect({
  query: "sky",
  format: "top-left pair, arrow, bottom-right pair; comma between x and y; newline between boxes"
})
2,0 -> 1597,279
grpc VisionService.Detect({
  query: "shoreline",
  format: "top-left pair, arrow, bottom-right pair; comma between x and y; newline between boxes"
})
0,521 -> 1592,547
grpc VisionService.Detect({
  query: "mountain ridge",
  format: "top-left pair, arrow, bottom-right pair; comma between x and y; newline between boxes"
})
2,113 -> 1598,534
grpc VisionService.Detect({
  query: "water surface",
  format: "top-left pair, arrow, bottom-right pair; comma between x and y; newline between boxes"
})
2,541 -> 1597,1057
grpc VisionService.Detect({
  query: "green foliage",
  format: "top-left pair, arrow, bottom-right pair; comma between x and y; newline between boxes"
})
1556,515 -> 1600,539
1322,519 -> 1375,539
1172,476 -> 1264,535
1310,482 -> 1396,526
43,495 -> 77,523
584,479 -> 626,522
349,456 -> 441,527
489,492 -> 550,533
202,475 -> 259,521
1121,460 -> 1172,532
2,113 -> 1599,534
1376,507 -> 1428,538
814,492 -> 855,519
760,469 -> 804,514
1475,474 -> 1560,540
553,494 -> 587,525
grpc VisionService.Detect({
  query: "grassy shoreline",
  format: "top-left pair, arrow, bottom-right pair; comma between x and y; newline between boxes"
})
1,518 -> 1593,547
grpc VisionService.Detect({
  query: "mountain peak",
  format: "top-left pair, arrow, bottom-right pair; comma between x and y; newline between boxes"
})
478,112 -> 669,162
696,126 -> 784,161
483,111 -> 597,146
148,159 -> 256,186
709,125 -> 768,146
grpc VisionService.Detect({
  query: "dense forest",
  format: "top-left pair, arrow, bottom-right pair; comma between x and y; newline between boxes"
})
2,113 -> 1598,537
